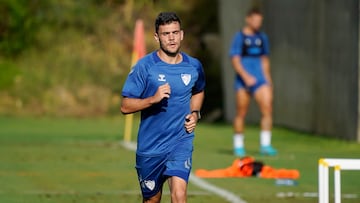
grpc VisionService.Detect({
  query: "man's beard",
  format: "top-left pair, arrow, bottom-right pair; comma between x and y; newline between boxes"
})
159,41 -> 180,57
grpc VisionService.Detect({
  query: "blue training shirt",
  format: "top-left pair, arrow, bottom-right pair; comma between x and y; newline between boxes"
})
122,51 -> 205,156
229,31 -> 270,81
229,31 -> 270,58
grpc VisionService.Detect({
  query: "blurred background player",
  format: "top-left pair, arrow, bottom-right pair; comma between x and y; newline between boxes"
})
229,8 -> 277,157
121,12 -> 205,203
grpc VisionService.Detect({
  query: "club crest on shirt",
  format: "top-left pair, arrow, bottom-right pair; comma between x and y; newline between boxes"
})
181,74 -> 191,86
158,74 -> 166,82
144,180 -> 155,191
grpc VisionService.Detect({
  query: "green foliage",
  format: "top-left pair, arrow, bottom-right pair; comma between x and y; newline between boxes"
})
0,60 -> 20,89
0,0 -> 43,55
0,0 -> 222,117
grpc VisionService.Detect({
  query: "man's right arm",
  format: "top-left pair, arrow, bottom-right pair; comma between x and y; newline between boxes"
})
231,56 -> 256,87
229,33 -> 256,87
120,97 -> 156,114
120,83 -> 171,114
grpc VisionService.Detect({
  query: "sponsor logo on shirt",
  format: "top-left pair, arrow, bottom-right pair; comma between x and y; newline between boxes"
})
255,38 -> 262,46
245,38 -> 251,46
181,74 -> 191,86
158,74 -> 166,82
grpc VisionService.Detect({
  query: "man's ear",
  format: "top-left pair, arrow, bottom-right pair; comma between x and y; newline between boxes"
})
180,30 -> 184,41
154,33 -> 160,43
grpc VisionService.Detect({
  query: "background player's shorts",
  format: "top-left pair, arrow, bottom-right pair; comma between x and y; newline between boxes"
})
135,137 -> 193,199
235,74 -> 268,94
234,58 -> 268,94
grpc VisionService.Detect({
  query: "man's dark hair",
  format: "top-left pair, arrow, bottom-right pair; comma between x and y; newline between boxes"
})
246,8 -> 263,17
155,12 -> 181,33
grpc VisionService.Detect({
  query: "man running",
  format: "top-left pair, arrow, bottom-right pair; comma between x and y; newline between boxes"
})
121,12 -> 205,203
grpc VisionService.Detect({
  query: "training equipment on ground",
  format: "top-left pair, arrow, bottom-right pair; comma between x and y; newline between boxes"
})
318,158 -> 360,203
195,156 -> 299,179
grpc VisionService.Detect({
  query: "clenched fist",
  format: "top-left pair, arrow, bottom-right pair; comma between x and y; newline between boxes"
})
184,113 -> 198,133
151,83 -> 171,104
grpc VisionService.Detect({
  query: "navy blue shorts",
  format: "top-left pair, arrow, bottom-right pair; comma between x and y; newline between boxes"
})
135,138 -> 193,199
235,74 -> 268,94
235,58 -> 269,94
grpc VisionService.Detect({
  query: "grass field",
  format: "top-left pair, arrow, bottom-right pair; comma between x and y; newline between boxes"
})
0,116 -> 359,203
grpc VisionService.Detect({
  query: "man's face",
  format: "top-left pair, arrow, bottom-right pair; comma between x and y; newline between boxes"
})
246,14 -> 263,31
155,21 -> 183,56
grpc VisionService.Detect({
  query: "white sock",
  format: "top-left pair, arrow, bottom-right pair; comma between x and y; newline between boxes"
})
260,131 -> 271,147
234,134 -> 244,148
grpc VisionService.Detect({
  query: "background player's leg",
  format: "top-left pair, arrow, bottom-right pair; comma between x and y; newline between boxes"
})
254,85 -> 272,130
254,85 -> 277,155
168,176 -> 187,203
233,89 -> 251,156
143,190 -> 162,203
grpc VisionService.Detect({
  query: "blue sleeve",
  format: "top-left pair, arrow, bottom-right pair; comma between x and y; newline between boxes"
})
261,32 -> 270,55
229,32 -> 243,57
121,63 -> 147,98
192,60 -> 206,94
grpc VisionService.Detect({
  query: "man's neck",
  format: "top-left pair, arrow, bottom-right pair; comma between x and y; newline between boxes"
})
157,50 -> 182,64
243,26 -> 256,35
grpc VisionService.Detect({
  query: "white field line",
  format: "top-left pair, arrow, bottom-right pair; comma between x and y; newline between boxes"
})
0,190 -> 211,196
276,192 -> 358,199
121,141 -> 246,203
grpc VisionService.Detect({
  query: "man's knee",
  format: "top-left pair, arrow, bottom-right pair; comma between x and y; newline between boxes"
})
236,108 -> 248,118
236,112 -> 247,119
258,98 -> 272,115
143,192 -> 162,203
261,104 -> 272,115
171,189 -> 186,202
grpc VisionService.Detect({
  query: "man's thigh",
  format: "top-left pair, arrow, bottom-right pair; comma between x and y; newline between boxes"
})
236,88 -> 251,111
254,85 -> 273,111
168,176 -> 187,198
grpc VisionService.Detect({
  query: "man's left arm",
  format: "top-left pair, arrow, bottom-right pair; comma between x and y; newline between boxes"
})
185,91 -> 204,133
261,56 -> 272,86
261,33 -> 272,86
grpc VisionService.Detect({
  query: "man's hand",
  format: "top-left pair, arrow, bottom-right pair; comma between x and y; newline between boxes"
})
244,74 -> 257,87
184,113 -> 198,133
231,56 -> 257,87
151,83 -> 171,104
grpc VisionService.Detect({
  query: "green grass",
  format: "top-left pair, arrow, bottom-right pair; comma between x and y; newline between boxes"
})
0,116 -> 359,203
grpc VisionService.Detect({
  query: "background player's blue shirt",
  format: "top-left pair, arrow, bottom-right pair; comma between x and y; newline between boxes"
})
229,31 -> 269,58
122,51 -> 205,156
229,31 -> 270,80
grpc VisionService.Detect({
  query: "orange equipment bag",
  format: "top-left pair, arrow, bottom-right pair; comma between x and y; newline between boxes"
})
195,156 -> 300,179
